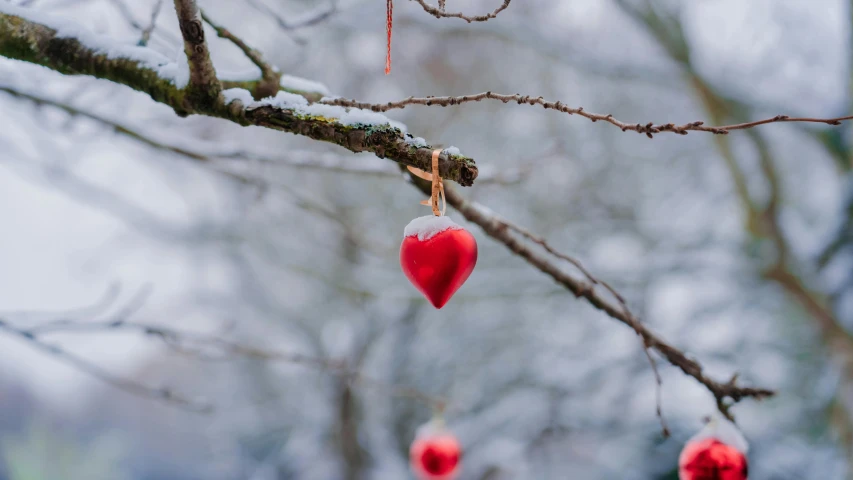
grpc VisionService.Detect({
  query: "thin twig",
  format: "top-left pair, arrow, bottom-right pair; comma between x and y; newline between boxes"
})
502,216 -> 668,435
644,347 -> 670,437
26,285 -> 153,335
410,0 -> 511,23
107,0 -> 174,45
107,0 -> 146,31
247,0 -> 337,30
138,0 -> 163,46
408,176 -> 775,421
200,9 -> 278,84
24,317 -> 449,410
323,92 -> 853,138
0,317 -> 212,412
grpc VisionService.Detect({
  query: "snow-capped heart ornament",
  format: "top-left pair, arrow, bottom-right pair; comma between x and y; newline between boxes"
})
400,149 -> 478,309
401,215 -> 477,309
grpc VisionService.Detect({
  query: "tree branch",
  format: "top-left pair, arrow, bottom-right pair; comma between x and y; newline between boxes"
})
411,0 -> 512,23
408,174 -> 774,420
6,315 -> 449,411
247,0 -> 337,30
172,0 -> 220,105
0,317 -> 212,413
139,0 -> 164,46
0,2 -> 775,423
0,5 -> 478,185
200,8 -> 281,98
324,92 -> 853,138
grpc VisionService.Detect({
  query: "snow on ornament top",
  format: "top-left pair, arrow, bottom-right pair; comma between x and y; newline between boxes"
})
686,414 -> 749,454
400,215 -> 477,309
679,415 -> 749,480
404,215 -> 463,241
409,419 -> 461,480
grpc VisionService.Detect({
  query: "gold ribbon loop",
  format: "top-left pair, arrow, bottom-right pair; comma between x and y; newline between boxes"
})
408,149 -> 446,216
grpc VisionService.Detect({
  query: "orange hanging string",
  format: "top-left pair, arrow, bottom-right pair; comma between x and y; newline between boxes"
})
385,0 -> 393,74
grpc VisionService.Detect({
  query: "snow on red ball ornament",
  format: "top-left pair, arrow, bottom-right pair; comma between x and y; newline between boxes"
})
400,215 -> 477,309
409,421 -> 462,480
679,414 -> 749,480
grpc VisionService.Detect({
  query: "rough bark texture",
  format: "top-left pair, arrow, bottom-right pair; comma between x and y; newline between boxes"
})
173,0 -> 221,107
0,10 -> 479,186
0,12 -> 187,111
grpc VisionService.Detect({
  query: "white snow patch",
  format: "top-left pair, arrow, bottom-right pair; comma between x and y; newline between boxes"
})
253,90 -> 310,109
389,119 -> 408,134
0,2 -> 427,141
222,88 -> 255,106
280,74 -> 331,96
404,215 -> 462,241
175,50 -> 190,89
413,418 -> 453,439
157,48 -> 190,89
470,201 -> 495,218
0,3 -> 185,82
405,136 -> 428,148
443,146 -> 461,156
687,414 -> 749,454
220,67 -> 262,82
248,91 -> 408,130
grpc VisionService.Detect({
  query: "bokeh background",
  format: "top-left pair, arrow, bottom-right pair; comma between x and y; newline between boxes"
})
1,0 -> 852,478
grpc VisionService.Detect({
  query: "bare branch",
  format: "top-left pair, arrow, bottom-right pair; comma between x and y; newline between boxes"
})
107,0 -> 147,31
411,0 -> 512,23
0,317 -> 212,412
499,217 -> 670,434
200,8 -> 280,97
0,85 -> 205,160
139,0 -> 163,46
19,316 -> 449,411
107,0 -> 175,46
247,0 -> 337,30
324,92 -> 853,138
407,173 -> 775,420
173,0 -> 221,103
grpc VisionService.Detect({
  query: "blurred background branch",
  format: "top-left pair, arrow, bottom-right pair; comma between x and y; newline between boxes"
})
0,0 -> 851,479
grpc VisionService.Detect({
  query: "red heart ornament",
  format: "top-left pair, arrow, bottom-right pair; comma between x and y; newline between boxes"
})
400,215 -> 477,309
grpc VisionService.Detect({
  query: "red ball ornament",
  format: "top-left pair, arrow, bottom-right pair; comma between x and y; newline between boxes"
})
679,415 -> 749,480
400,215 -> 478,309
409,422 -> 461,480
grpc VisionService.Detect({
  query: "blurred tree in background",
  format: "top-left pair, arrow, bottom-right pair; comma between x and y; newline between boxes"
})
0,0 -> 851,479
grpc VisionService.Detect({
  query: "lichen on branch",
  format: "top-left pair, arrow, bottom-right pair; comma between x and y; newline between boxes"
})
0,4 -> 479,186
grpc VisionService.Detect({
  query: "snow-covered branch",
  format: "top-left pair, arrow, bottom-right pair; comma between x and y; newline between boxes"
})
0,3 -> 479,186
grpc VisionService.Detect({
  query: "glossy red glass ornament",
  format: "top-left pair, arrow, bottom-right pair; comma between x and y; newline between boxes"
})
409,426 -> 461,480
400,216 -> 477,309
679,416 -> 749,480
